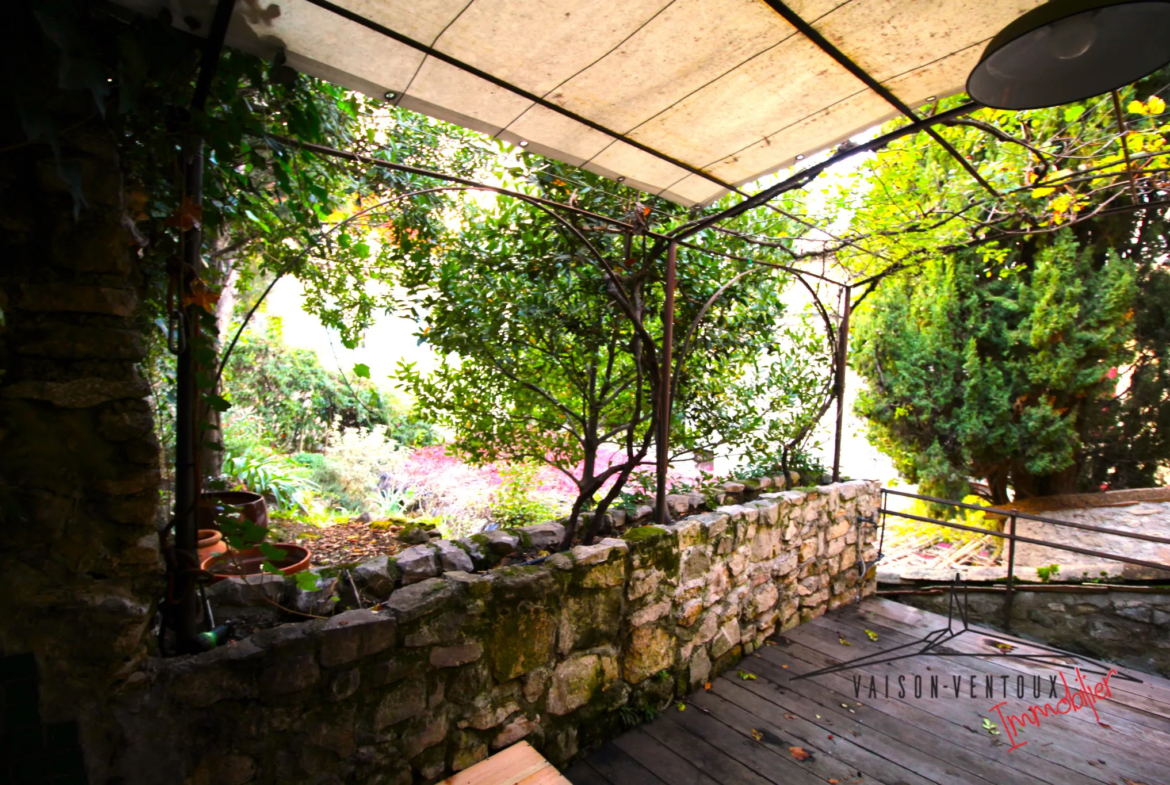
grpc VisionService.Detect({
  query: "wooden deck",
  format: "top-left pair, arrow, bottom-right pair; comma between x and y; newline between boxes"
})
564,598 -> 1170,785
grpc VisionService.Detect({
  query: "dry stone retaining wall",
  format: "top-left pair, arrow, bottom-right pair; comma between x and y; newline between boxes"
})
93,481 -> 880,784
897,588 -> 1170,678
1011,498 -> 1170,580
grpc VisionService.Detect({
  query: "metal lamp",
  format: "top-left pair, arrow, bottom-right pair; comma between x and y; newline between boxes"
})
967,0 -> 1170,109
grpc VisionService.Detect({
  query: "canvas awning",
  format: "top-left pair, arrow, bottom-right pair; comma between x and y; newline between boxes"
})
117,0 -> 1044,205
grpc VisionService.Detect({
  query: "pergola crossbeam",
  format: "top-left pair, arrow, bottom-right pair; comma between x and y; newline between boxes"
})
761,0 -> 999,198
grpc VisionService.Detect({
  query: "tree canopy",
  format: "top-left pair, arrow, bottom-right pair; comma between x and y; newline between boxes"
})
826,73 -> 1170,501
387,162 -> 834,542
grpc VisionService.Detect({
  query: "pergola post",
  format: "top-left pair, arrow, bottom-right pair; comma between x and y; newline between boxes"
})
656,241 -> 677,525
832,285 -> 852,483
171,136 -> 204,649
168,0 -> 237,653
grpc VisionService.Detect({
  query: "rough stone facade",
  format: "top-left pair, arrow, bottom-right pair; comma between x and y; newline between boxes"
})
880,489 -> 1170,585
0,109 -> 161,721
91,481 -> 879,784
898,588 -> 1170,678
1010,497 -> 1170,580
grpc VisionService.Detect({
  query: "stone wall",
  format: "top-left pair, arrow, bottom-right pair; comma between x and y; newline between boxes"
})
0,103 -> 161,723
896,588 -> 1170,678
91,481 -> 879,784
1005,494 -> 1170,580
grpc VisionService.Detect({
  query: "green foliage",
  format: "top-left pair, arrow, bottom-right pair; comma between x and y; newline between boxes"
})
223,320 -> 433,454
736,448 -> 828,485
887,495 -> 1001,546
852,231 -> 1138,502
1036,564 -> 1061,583
801,69 -> 1170,500
489,464 -> 567,529
220,451 -> 318,513
384,160 -> 833,540
619,701 -> 660,729
315,426 -> 414,513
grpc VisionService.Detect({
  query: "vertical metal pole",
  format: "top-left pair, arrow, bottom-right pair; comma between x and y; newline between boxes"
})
655,241 -> 677,526
173,137 -> 204,649
1003,514 -> 1017,632
832,285 -> 851,483
169,0 -> 236,654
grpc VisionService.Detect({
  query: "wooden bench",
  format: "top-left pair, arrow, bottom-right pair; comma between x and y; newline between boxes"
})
441,741 -> 572,785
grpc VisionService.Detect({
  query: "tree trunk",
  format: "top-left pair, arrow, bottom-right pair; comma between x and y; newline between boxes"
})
198,240 -> 238,479
1011,461 -> 1081,500
581,448 -> 649,545
559,478 -> 600,551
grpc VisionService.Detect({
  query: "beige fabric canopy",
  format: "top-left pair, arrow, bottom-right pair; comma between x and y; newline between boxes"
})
120,0 -> 1043,205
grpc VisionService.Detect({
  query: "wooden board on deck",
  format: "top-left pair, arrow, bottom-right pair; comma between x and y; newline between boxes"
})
444,741 -> 572,785
567,598 -> 1170,785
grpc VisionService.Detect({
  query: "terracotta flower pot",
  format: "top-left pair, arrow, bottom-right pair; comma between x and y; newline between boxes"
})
196,529 -> 229,563
198,490 -> 269,546
201,543 -> 311,584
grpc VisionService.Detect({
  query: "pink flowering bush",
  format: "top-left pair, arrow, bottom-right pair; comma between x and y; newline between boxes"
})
385,444 -> 710,536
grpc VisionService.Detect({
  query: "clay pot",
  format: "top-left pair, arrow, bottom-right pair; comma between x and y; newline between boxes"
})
198,490 -> 268,545
196,529 -> 228,563
201,543 -> 311,584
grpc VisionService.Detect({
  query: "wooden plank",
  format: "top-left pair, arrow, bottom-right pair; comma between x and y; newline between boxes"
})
695,681 -> 929,785
728,654 -> 1007,785
825,607 -> 1170,746
857,598 -> 1170,708
443,741 -> 566,785
831,602 -> 1170,730
776,622 -> 1160,781
791,614 -> 1170,762
561,761 -> 610,785
667,689 -> 884,785
760,631 -> 1112,785
639,713 -> 810,785
589,740 -> 676,785
521,767 -> 574,785
776,619 -> 1170,784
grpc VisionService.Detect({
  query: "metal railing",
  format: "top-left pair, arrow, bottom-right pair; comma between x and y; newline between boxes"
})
877,488 -> 1170,630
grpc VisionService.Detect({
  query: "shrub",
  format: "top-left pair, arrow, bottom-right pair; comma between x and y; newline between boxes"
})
489,463 -> 568,529
219,451 -> 318,513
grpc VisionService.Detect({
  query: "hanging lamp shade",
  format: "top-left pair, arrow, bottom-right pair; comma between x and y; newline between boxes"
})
967,0 -> 1170,109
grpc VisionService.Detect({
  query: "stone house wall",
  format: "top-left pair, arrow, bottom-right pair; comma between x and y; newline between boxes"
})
92,481 -> 880,784
0,101 -> 161,726
1010,498 -> 1170,580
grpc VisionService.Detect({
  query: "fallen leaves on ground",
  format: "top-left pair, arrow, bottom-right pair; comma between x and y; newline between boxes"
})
704,682 -> 712,690
277,518 -> 407,568
839,635 -> 853,646
981,718 -> 1000,736
1098,722 -> 1113,729
784,713 -> 797,720
865,629 -> 879,641
750,729 -> 764,742
677,703 -> 686,712
986,639 -> 1015,652
789,746 -> 812,761
737,670 -> 757,681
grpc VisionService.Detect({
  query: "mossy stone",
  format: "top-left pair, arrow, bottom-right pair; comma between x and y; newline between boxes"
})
490,601 -> 556,680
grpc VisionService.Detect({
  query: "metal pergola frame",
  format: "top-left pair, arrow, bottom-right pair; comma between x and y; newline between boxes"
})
161,0 -> 1160,650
